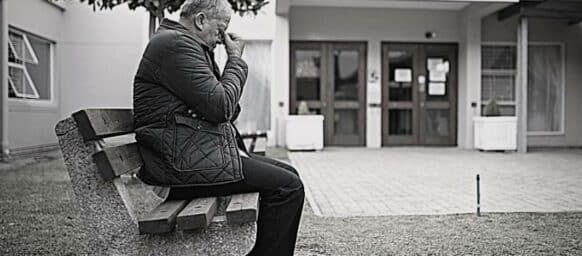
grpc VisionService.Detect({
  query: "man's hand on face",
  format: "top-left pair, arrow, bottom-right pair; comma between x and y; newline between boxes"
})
223,31 -> 245,58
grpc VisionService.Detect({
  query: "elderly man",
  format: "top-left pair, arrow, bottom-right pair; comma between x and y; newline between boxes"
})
132,0 -> 304,255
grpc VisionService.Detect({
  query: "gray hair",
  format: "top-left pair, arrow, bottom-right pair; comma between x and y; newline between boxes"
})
180,0 -> 231,19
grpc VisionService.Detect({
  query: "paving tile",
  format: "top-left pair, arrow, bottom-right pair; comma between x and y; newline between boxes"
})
289,147 -> 582,217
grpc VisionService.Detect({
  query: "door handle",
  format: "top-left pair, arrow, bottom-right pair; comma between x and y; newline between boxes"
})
368,103 -> 381,108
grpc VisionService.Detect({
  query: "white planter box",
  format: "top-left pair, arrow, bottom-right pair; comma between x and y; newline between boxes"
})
474,116 -> 517,151
285,115 -> 324,151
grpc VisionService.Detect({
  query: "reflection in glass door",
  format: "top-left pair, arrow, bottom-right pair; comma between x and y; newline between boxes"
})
291,42 -> 367,146
382,43 -> 457,146
383,44 -> 418,144
329,43 -> 366,145
291,43 -> 326,115
421,44 -> 457,145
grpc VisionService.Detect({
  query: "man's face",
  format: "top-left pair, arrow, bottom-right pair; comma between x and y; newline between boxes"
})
199,14 -> 230,50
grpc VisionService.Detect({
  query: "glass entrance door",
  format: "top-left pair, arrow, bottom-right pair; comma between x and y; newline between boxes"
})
290,42 -> 367,146
381,43 -> 457,146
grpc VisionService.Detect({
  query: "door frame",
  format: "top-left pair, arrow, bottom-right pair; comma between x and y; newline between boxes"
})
381,42 -> 458,146
290,41 -> 367,146
381,43 -> 420,145
289,42 -> 327,113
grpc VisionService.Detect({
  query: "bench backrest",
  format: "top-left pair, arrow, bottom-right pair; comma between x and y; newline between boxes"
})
72,109 -> 142,181
72,109 -> 134,141
54,109 -> 147,254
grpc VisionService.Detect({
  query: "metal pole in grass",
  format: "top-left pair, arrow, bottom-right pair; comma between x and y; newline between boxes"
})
476,174 -> 481,217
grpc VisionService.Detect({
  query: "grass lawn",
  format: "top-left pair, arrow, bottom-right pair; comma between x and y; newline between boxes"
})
1,157 -> 581,255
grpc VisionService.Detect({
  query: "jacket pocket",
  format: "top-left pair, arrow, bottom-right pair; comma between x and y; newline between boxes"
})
171,114 -> 228,172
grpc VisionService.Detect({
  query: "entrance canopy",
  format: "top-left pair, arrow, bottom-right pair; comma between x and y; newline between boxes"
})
497,0 -> 582,25
492,0 -> 582,152
277,0 -> 519,14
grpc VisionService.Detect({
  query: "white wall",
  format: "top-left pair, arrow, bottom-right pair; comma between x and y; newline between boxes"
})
290,6 -> 461,147
59,2 -> 148,116
482,15 -> 582,147
5,0 -> 63,152
4,0 -> 148,154
457,3 -> 510,149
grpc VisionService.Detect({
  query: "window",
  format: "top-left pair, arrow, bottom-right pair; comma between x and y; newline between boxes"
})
8,28 -> 53,101
481,45 -> 517,116
527,45 -> 563,133
214,41 -> 272,133
46,0 -> 66,9
481,43 -> 564,134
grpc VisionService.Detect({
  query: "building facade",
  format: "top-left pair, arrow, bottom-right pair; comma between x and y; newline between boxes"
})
0,0 -> 148,159
1,0 -> 581,160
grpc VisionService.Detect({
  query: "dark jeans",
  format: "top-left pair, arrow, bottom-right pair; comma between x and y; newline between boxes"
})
167,153 -> 305,256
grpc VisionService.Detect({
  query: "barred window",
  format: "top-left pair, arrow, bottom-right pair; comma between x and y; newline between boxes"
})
481,45 -> 517,116
481,43 -> 564,133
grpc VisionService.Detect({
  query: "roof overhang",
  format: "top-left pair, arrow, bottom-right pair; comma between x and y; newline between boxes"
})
497,0 -> 582,25
276,0 -> 519,14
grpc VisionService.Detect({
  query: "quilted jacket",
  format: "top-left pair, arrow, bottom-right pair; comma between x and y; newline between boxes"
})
133,19 -> 248,187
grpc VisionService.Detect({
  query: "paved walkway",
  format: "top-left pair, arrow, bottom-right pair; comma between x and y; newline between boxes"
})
289,147 -> 582,217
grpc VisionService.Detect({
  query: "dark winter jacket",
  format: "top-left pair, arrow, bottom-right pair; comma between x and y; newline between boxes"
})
133,19 -> 248,187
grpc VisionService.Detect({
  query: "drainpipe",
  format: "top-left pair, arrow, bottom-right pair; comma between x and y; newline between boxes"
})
0,0 -> 8,161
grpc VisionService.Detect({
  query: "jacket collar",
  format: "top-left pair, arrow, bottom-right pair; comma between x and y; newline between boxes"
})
158,18 -> 211,51
158,18 -> 220,78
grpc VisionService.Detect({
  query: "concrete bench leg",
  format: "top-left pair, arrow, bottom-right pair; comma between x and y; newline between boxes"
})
55,117 -> 256,255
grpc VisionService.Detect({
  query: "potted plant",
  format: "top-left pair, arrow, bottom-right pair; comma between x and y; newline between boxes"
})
473,98 -> 517,151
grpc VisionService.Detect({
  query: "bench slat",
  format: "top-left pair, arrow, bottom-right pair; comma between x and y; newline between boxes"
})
176,197 -> 217,230
139,200 -> 188,234
226,193 -> 259,225
72,109 -> 133,141
93,142 -> 142,181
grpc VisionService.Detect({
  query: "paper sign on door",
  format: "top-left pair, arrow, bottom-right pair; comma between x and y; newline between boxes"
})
394,69 -> 412,82
429,71 -> 447,82
428,82 -> 446,95
427,58 -> 449,82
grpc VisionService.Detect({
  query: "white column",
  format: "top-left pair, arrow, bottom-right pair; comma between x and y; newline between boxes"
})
366,39 -> 381,148
516,17 -> 528,153
457,10 -> 482,149
0,0 -> 9,160
271,13 -> 290,147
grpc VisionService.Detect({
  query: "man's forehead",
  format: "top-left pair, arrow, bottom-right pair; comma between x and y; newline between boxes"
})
216,0 -> 233,17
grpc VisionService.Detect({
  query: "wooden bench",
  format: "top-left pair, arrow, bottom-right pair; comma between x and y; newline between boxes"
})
55,108 -> 259,255
240,131 -> 268,156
